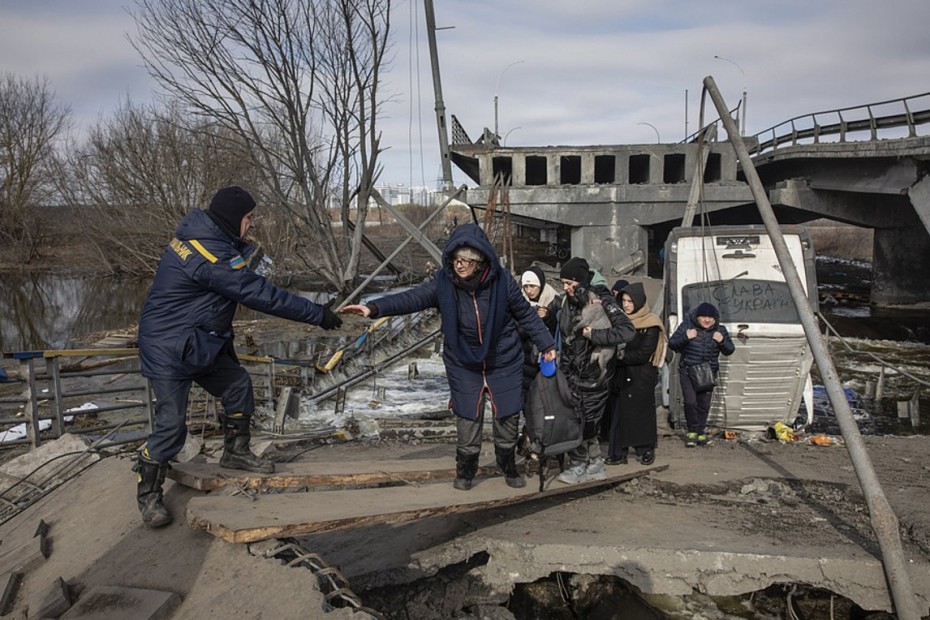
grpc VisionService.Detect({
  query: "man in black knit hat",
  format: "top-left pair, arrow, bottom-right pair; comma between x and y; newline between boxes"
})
555,257 -> 635,484
134,186 -> 343,528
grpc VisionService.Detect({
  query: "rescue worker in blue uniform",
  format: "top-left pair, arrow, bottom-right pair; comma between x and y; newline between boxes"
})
134,186 -> 342,528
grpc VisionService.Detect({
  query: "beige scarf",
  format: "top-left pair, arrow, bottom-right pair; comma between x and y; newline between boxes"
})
626,305 -> 666,367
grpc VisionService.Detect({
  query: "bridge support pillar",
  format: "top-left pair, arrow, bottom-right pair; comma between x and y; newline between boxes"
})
872,224 -> 930,306
570,224 -> 648,277
907,174 -> 930,237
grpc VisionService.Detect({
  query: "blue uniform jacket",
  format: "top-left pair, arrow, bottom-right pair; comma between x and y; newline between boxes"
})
139,209 -> 324,379
370,224 -> 555,420
667,309 -> 735,372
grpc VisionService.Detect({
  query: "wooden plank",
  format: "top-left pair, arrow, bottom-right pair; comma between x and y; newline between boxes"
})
186,464 -> 668,544
168,459 -> 499,492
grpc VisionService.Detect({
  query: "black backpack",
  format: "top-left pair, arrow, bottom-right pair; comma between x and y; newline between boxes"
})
520,366 -> 583,489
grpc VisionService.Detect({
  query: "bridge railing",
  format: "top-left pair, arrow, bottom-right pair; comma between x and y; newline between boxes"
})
751,92 -> 930,155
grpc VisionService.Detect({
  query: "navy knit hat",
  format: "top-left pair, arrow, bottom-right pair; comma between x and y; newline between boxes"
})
612,279 -> 629,294
559,257 -> 591,285
694,302 -> 719,318
208,186 -> 256,237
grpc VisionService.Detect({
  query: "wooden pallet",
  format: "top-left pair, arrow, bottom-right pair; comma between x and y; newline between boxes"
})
185,463 -> 666,543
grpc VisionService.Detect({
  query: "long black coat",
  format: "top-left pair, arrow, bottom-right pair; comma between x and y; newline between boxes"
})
612,325 -> 660,448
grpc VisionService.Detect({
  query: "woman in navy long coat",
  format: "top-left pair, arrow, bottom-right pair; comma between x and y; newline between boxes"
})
341,224 -> 555,490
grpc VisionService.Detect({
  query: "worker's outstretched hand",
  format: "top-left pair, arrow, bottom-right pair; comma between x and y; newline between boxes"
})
319,300 -> 343,330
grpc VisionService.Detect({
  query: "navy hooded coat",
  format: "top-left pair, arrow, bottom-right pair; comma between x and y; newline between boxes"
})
139,209 -> 325,380
369,224 -> 555,420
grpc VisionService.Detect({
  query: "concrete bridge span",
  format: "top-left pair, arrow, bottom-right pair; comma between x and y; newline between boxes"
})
448,95 -> 930,306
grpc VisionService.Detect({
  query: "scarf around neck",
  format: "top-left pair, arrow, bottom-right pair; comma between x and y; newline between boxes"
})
435,266 -> 508,366
627,304 -> 667,367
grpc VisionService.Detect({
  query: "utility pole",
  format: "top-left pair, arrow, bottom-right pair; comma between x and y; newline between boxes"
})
704,74 -> 922,620
424,0 -> 453,191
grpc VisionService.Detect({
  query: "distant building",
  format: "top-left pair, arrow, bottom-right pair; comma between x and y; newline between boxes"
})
371,183 -> 441,207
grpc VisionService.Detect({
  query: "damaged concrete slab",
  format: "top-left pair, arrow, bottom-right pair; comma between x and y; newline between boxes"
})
0,430 -> 928,617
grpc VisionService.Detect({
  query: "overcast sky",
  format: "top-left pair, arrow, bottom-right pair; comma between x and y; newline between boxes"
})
3,0 -> 930,190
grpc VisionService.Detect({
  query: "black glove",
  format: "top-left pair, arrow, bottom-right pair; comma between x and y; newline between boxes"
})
319,300 -> 343,331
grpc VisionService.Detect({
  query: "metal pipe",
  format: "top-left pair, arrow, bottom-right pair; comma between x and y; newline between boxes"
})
703,75 -> 923,619
338,185 -> 465,309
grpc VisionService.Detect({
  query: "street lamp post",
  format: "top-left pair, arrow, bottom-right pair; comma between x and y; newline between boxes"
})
714,55 -> 747,136
494,60 -> 525,138
637,122 -> 661,143
502,126 -> 522,146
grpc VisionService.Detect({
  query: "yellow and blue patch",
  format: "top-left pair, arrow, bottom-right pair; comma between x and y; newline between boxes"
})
229,255 -> 246,270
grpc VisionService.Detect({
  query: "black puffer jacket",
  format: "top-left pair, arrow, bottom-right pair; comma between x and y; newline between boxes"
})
558,285 -> 634,389
667,308 -> 735,372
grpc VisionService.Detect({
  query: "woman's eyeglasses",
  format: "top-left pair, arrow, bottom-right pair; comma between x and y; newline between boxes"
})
453,257 -> 478,267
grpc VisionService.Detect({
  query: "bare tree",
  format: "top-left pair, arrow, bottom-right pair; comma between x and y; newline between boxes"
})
130,0 -> 392,292
0,73 -> 70,260
56,98 -> 263,276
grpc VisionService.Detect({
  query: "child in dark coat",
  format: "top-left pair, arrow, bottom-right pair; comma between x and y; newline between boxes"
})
667,302 -> 735,446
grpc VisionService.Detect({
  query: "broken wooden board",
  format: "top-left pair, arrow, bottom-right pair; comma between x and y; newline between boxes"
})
186,464 -> 667,543
168,459 -> 500,492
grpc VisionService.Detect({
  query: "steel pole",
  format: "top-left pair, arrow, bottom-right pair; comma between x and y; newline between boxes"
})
703,75 -> 923,620
423,0 -> 453,191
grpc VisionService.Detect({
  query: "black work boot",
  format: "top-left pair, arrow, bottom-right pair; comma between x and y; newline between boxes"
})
133,452 -> 172,528
496,447 -> 526,489
453,451 -> 479,491
218,415 -> 275,474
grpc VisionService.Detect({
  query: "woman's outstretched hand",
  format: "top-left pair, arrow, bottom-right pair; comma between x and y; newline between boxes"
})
339,304 -> 371,318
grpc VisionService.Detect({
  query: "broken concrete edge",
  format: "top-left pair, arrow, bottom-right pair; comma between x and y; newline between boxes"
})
404,537 -> 930,614
29,576 -> 71,619
0,572 -> 21,616
0,531 -> 49,575
0,433 -> 100,492
59,585 -> 180,619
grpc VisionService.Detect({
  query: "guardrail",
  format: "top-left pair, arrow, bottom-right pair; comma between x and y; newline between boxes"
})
751,92 -> 930,155
0,308 -> 441,454
0,348 -> 280,452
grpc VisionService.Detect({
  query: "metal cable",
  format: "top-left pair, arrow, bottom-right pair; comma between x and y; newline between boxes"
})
258,538 -> 384,618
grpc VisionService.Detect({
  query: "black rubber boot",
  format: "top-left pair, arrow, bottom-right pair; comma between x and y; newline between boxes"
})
453,452 -> 479,491
133,453 -> 172,528
218,415 -> 275,474
496,447 -> 526,489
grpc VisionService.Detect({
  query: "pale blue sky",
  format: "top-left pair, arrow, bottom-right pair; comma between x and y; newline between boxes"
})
3,0 -> 929,189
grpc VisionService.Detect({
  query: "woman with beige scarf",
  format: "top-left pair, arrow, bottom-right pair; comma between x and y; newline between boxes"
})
605,282 -> 666,465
